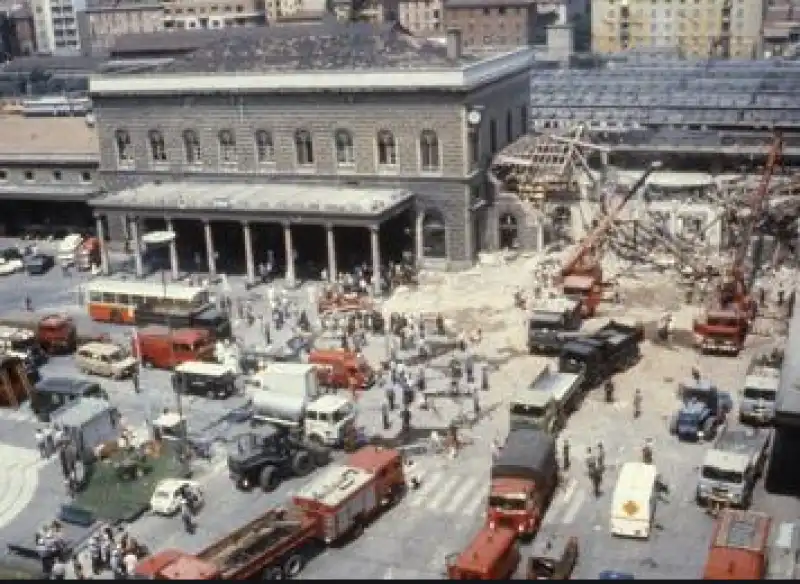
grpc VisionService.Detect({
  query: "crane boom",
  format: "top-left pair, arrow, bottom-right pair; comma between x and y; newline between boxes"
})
560,163 -> 661,279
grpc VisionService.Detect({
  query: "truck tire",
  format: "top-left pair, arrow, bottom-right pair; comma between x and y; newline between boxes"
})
259,466 -> 279,492
282,553 -> 306,578
262,567 -> 283,580
291,451 -> 313,477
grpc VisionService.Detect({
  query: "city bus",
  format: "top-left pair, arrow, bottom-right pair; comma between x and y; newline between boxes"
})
85,279 -> 210,325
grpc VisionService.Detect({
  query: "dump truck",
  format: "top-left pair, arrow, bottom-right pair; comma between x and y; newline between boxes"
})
526,297 -> 582,354
138,446 -> 405,580
696,426 -> 771,510
558,320 -> 640,389
703,509 -> 771,579
509,364 -> 583,434
487,428 -> 558,538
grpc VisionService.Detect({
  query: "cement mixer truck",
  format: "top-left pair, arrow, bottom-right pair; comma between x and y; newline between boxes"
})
245,363 -> 356,448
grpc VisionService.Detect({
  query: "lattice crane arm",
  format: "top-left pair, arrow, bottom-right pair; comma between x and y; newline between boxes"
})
560,162 -> 662,278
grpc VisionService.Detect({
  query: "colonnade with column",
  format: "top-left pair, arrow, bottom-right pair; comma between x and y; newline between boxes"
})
98,215 -> 385,294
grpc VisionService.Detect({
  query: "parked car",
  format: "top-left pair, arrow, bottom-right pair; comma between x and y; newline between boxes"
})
0,255 -> 24,275
24,253 -> 55,275
149,479 -> 204,515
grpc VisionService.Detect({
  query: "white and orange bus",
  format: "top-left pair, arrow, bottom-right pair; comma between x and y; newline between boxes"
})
85,279 -> 210,324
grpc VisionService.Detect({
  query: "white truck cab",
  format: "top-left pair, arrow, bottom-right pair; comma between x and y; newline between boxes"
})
304,394 -> 356,447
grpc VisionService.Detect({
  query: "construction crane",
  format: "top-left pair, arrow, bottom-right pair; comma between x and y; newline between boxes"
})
692,132 -> 784,355
557,161 -> 662,317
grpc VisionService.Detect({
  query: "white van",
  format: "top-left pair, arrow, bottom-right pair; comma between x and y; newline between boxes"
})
57,234 -> 84,266
610,461 -> 658,539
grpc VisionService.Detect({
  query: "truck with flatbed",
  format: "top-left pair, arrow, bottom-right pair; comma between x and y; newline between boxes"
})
486,428 -> 558,537
509,364 -> 584,434
703,509 -> 771,580
527,298 -> 582,355
137,446 -> 406,580
696,425 -> 771,510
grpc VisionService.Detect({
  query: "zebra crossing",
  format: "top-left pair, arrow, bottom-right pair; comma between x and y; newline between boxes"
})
0,444 -> 49,529
401,461 -> 589,525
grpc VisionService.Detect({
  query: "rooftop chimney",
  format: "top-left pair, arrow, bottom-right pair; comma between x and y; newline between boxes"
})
446,28 -> 462,60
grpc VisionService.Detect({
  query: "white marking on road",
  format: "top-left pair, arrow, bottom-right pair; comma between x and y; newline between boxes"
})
426,476 -> 462,511
561,490 -> 586,525
460,484 -> 487,518
542,478 -> 577,526
408,470 -> 443,506
443,475 -> 482,515
0,445 -> 41,529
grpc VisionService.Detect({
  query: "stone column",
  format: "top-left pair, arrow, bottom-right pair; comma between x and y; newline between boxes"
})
95,216 -> 110,275
284,223 -> 296,286
415,210 -> 425,265
203,220 -> 217,278
325,224 -> 337,282
242,221 -> 255,285
130,217 -> 144,278
165,218 -> 179,280
370,225 -> 381,295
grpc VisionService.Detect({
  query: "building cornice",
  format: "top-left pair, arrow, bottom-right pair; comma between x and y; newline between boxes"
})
89,48 -> 536,96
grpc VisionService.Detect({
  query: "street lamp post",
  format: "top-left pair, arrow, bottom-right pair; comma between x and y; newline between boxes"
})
141,230 -> 187,459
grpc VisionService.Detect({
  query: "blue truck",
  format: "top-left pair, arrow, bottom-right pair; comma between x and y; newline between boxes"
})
669,378 -> 733,442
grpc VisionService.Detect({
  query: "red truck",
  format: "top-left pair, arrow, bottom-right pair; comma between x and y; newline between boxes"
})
136,446 -> 406,580
703,509 -> 771,580
487,429 -> 558,538
446,525 -> 520,580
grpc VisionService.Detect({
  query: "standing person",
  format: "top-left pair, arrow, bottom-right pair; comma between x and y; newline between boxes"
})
123,550 -> 139,578
596,442 -> 605,473
384,380 -> 395,412
132,368 -> 140,394
88,534 -> 102,575
562,439 -> 570,471
381,402 -> 390,430
180,497 -> 195,534
400,407 -> 411,436
472,388 -> 480,418
35,427 -> 47,458
71,555 -> 86,580
633,388 -> 643,419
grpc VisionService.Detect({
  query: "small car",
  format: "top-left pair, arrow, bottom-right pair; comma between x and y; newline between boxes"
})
526,531 -> 579,580
24,253 -> 55,275
76,342 -> 137,379
0,255 -> 24,275
149,479 -> 204,516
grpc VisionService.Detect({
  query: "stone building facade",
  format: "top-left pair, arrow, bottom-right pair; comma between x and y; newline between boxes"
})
88,23 -> 534,276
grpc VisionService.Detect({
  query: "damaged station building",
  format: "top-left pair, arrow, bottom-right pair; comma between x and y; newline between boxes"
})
87,22 -> 534,284
490,54 -> 800,254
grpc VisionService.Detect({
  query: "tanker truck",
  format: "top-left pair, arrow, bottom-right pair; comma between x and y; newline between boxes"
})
245,363 -> 356,448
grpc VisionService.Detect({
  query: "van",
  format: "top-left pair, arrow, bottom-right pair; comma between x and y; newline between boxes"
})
30,377 -> 106,422
133,327 -> 214,370
57,234 -> 84,267
76,342 -> 137,379
308,349 -> 375,390
172,361 -> 237,400
610,462 -> 658,539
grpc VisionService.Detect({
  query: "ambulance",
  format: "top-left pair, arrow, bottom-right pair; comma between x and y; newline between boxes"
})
610,461 -> 658,539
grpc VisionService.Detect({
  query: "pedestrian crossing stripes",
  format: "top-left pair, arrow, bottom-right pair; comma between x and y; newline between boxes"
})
402,463 -> 589,526
0,444 -> 47,530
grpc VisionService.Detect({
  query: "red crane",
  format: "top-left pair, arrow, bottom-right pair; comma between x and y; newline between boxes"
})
693,133 -> 783,355
558,162 -> 662,317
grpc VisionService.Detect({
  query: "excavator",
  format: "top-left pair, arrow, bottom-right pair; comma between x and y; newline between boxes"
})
692,132 -> 784,355
557,161 -> 662,317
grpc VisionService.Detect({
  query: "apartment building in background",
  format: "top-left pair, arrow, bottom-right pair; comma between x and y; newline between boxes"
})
442,0 -> 538,48
0,1 -> 36,58
397,0 -> 441,34
79,0 -> 162,52
591,0 -> 766,58
162,0 -> 265,28
31,0 -> 85,53
762,0 -> 800,56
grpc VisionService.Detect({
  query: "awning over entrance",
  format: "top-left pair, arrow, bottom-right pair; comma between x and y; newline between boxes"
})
90,181 -> 415,224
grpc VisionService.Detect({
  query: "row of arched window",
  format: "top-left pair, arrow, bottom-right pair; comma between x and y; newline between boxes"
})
114,128 -> 443,172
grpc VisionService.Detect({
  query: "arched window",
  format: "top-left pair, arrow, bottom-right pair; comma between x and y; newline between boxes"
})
376,130 -> 397,166
114,129 -> 132,164
218,129 -> 236,165
294,129 -> 314,166
419,130 -> 440,172
148,130 -> 167,163
334,129 -> 355,166
422,209 -> 447,259
499,213 -> 519,250
254,130 -> 274,164
183,129 -> 201,165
